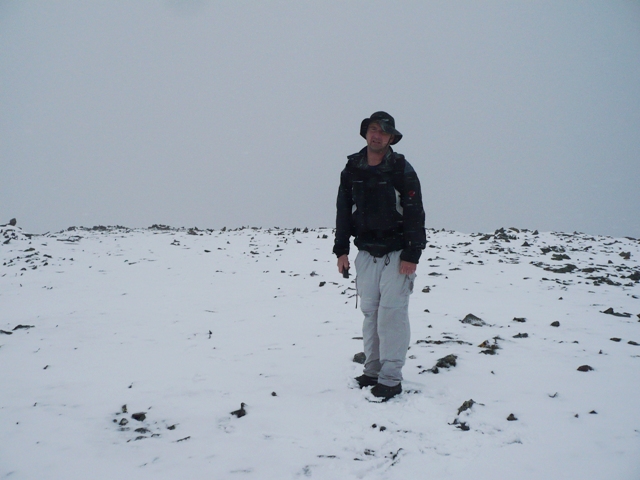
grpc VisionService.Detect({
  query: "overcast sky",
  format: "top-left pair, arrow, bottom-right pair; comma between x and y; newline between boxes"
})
2,1 -> 639,238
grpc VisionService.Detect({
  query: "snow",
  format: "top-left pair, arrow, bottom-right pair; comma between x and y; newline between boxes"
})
1,225 -> 639,479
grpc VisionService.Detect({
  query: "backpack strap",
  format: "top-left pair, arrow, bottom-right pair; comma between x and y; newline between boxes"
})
391,154 -> 406,194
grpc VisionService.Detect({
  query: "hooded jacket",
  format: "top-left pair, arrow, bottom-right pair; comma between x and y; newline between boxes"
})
333,147 -> 426,264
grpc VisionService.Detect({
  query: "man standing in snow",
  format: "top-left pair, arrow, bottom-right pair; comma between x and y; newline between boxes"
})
334,111 -> 426,400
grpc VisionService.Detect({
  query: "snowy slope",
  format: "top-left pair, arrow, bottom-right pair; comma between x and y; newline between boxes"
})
1,225 -> 639,480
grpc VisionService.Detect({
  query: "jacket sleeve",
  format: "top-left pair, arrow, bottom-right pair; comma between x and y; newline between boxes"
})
333,167 -> 353,258
400,160 -> 426,264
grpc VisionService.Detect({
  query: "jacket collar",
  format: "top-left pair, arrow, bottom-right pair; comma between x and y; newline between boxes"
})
347,146 -> 396,172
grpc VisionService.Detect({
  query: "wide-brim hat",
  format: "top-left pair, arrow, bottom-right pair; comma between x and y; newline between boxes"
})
360,111 -> 402,145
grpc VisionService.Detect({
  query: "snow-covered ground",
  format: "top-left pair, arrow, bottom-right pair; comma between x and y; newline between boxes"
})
1,224 -> 639,480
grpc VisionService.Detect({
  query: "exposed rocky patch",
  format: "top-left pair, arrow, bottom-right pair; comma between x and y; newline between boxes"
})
111,404 -> 181,442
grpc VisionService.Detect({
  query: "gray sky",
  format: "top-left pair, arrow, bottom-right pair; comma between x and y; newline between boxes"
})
2,1 -> 639,238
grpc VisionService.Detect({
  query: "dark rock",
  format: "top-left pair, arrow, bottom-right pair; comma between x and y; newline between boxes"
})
353,352 -> 366,364
135,428 -> 150,434
456,421 -> 470,431
416,338 -> 472,346
149,224 -> 172,231
551,254 -> 571,261
419,354 -> 461,374
610,338 -> 622,342
119,418 -> 129,426
628,341 -> 639,346
461,313 -> 488,327
121,404 -> 128,414
551,321 -> 560,327
507,413 -> 518,421
602,308 -> 631,318
513,317 -> 526,323
167,424 -> 176,430
513,333 -> 529,338
545,264 -> 577,274
421,286 -> 431,293
480,349 -> 497,355
231,403 -> 247,418
449,418 -> 470,431
12,325 -> 35,330
436,354 -> 457,369
9,218 -> 16,226
131,412 -> 146,422
271,391 -> 277,396
0,330 -> 13,335
319,281 -> 326,287
588,276 -> 622,287
589,410 -> 598,414
478,339 -> 500,352
619,252 -> 631,260
457,399 -> 475,415
577,365 -> 594,372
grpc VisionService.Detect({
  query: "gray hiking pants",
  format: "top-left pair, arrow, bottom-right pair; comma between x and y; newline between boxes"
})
355,250 -> 415,387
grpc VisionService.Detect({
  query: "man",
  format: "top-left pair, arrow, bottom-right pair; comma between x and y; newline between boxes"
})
334,111 -> 426,400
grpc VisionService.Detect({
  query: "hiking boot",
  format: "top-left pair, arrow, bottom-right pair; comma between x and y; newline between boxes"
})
355,374 -> 378,388
371,383 -> 402,400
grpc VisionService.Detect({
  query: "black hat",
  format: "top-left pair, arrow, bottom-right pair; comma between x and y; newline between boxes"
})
360,111 -> 402,145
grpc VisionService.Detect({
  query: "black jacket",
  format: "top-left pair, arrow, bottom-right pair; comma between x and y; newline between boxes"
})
333,147 -> 426,264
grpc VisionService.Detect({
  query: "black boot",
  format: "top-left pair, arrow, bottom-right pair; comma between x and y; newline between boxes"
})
371,383 -> 402,400
354,374 -> 378,388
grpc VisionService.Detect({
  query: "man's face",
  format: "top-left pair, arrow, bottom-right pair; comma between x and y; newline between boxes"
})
366,122 -> 393,153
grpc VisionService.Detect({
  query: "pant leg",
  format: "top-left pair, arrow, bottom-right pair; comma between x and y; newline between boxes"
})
377,251 -> 415,386
355,251 -> 382,378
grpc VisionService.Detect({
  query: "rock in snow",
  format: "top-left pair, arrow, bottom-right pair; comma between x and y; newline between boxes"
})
230,403 -> 247,418
460,313 -> 488,327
